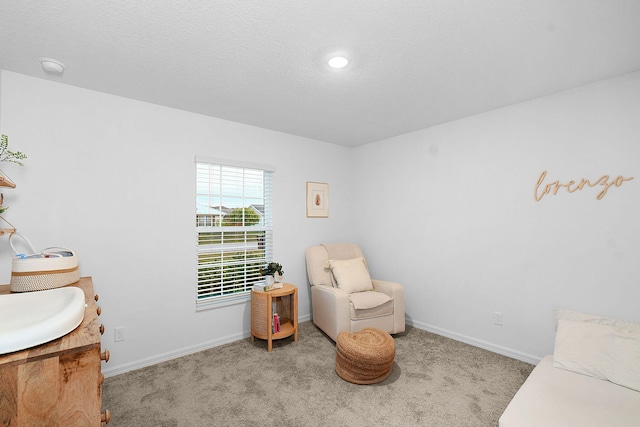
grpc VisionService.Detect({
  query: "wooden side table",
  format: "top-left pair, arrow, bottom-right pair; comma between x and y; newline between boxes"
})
250,283 -> 298,351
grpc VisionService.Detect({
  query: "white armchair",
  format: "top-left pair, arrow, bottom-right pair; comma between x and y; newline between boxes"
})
305,243 -> 405,341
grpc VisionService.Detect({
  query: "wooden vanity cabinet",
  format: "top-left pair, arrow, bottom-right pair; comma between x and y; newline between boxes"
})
0,276 -> 110,426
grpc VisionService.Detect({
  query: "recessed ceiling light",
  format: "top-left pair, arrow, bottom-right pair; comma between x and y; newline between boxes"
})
40,57 -> 65,74
328,56 -> 349,69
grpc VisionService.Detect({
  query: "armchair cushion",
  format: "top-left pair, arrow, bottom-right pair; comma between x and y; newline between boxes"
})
350,292 -> 394,320
328,257 -> 374,294
349,290 -> 392,310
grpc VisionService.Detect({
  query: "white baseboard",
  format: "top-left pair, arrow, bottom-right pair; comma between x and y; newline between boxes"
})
102,313 -> 312,377
407,319 -> 542,366
104,314 -> 535,377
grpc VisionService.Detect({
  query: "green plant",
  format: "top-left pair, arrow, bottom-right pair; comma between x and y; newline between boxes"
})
260,262 -> 284,276
0,134 -> 27,166
224,207 -> 260,226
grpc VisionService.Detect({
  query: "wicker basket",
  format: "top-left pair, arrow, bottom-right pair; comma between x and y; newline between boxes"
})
9,233 -> 79,292
335,328 -> 395,384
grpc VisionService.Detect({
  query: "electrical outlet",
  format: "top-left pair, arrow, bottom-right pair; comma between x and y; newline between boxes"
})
114,327 -> 125,342
493,311 -> 503,326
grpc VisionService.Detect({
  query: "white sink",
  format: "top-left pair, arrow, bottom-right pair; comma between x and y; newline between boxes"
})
0,287 -> 85,355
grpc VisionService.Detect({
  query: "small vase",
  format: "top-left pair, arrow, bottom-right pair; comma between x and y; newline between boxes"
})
265,275 -> 275,285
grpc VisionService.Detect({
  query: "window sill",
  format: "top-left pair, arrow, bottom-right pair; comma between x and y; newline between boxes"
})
196,293 -> 250,311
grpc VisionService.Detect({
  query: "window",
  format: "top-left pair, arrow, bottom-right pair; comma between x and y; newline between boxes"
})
196,157 -> 274,307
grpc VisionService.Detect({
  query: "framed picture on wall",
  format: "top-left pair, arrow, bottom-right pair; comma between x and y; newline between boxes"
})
306,182 -> 329,218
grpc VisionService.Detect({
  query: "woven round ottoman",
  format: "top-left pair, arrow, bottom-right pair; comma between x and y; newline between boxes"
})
335,328 -> 395,384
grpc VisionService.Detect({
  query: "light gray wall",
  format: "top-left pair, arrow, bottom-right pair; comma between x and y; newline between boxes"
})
0,70 -> 355,375
352,71 -> 640,363
2,69 -> 639,373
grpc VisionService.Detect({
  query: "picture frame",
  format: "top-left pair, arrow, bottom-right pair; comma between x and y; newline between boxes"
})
306,182 -> 329,218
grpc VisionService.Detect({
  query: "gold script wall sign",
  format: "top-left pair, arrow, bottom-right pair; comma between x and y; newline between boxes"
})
535,170 -> 634,201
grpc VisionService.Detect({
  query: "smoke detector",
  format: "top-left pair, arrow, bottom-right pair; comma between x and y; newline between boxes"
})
40,58 -> 65,74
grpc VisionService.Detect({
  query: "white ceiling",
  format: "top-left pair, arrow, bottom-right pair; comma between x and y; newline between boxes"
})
1,1 -> 640,147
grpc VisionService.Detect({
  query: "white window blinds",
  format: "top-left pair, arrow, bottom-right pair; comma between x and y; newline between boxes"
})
196,158 -> 273,304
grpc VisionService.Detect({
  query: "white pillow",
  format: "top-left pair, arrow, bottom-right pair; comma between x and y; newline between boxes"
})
553,318 -> 640,392
328,257 -> 373,294
554,308 -> 640,333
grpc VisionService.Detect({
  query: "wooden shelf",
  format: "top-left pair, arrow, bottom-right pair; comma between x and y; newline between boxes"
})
273,319 -> 295,339
0,169 -> 17,236
0,228 -> 15,236
0,173 -> 16,188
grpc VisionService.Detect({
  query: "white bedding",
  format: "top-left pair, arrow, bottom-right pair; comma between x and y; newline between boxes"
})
499,355 -> 640,427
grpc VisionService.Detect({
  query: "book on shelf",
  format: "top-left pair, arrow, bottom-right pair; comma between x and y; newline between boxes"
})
272,312 -> 280,334
252,283 -> 272,292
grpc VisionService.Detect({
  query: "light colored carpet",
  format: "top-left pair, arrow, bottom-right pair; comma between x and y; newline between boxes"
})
103,321 -> 533,426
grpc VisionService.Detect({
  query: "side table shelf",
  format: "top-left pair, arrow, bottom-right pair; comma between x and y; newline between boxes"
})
250,283 -> 298,352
